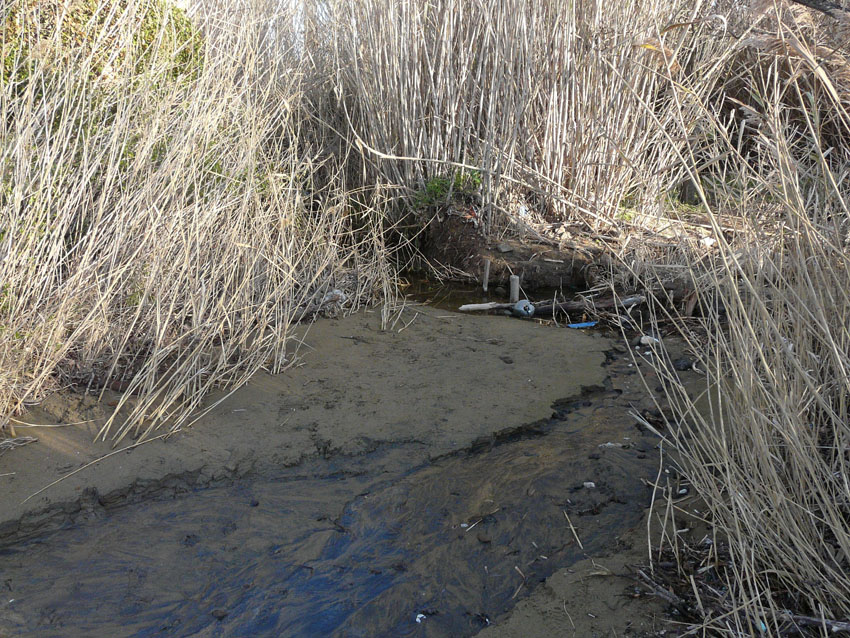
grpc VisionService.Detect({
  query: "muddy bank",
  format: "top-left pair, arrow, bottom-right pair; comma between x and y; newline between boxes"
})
0,307 -> 608,535
424,215 -> 608,290
0,305 -> 697,637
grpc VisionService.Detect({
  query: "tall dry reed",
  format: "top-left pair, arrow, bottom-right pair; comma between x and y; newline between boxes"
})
312,0 -> 726,234
6,0 -> 850,630
637,2 -> 850,633
1,0 -> 392,443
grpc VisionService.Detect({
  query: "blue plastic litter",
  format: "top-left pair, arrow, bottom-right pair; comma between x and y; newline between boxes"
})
511,300 -> 535,318
566,321 -> 597,329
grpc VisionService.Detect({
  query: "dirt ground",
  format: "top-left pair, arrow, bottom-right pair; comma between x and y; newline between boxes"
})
0,304 -> 699,637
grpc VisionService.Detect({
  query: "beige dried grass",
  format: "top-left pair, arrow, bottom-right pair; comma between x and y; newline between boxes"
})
635,2 -> 850,633
310,0 -> 729,236
0,0 -> 393,443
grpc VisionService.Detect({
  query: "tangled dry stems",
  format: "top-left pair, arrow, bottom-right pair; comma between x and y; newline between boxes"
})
3,0 -> 850,633
631,3 -> 850,634
1,0 -> 393,442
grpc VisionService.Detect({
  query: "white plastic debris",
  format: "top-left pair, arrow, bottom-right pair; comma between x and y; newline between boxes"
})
639,335 -> 660,346
598,442 -> 623,448
415,613 -> 427,624
583,481 -> 596,489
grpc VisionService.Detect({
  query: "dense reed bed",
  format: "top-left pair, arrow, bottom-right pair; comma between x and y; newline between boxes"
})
636,3 -> 850,634
4,0 -> 850,632
1,0 -> 392,443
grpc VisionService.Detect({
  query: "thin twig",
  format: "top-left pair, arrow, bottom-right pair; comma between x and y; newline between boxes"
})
22,433 -> 169,504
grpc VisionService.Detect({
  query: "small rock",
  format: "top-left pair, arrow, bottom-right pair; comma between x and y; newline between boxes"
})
476,531 -> 492,544
211,609 -> 229,621
583,481 -> 596,489
673,357 -> 693,371
499,355 -> 514,364
496,243 -> 513,253
250,499 -> 260,507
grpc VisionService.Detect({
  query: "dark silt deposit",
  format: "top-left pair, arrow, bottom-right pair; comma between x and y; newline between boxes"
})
0,308 -> 688,637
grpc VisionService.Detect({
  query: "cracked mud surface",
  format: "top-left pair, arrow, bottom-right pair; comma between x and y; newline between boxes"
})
0,305 -> 700,637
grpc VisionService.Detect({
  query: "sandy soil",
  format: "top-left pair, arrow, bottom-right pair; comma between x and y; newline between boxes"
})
0,304 -> 692,636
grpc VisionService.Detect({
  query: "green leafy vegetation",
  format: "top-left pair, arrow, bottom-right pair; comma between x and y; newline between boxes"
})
414,170 -> 482,211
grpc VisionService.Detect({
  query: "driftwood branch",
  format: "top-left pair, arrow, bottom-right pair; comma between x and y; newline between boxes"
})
635,569 -> 684,606
534,294 -> 645,316
778,613 -> 850,634
457,294 -> 645,315
457,301 -> 513,312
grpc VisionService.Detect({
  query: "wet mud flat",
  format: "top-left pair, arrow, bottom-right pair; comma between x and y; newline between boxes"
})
0,307 -> 692,637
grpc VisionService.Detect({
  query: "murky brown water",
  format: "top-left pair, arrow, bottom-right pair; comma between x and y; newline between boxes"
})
0,381 -> 662,638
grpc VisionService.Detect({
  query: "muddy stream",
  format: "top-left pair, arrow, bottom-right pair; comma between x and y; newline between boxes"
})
0,296 -> 692,637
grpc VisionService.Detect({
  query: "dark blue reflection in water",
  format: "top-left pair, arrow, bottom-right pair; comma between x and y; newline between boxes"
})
1,415 -> 655,638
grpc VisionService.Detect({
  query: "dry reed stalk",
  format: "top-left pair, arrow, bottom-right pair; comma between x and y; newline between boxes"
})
632,3 -> 850,633
1,0 -> 393,442
309,0 -> 728,238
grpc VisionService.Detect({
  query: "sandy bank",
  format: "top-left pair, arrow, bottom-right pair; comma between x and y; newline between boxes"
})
0,306 -> 608,539
0,305 -> 687,637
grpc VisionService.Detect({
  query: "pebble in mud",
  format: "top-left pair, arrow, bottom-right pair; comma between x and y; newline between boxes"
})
211,609 -> 229,621
673,357 -> 694,371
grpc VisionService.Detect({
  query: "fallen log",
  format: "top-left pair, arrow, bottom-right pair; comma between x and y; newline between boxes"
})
457,294 -> 645,315
534,294 -> 645,315
457,301 -> 513,312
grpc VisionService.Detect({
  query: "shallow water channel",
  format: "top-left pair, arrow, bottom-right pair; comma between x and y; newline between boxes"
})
0,298 -> 676,638
0,378 -> 663,638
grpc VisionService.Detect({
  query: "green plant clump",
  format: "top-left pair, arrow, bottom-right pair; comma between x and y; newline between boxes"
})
414,170 -> 482,210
